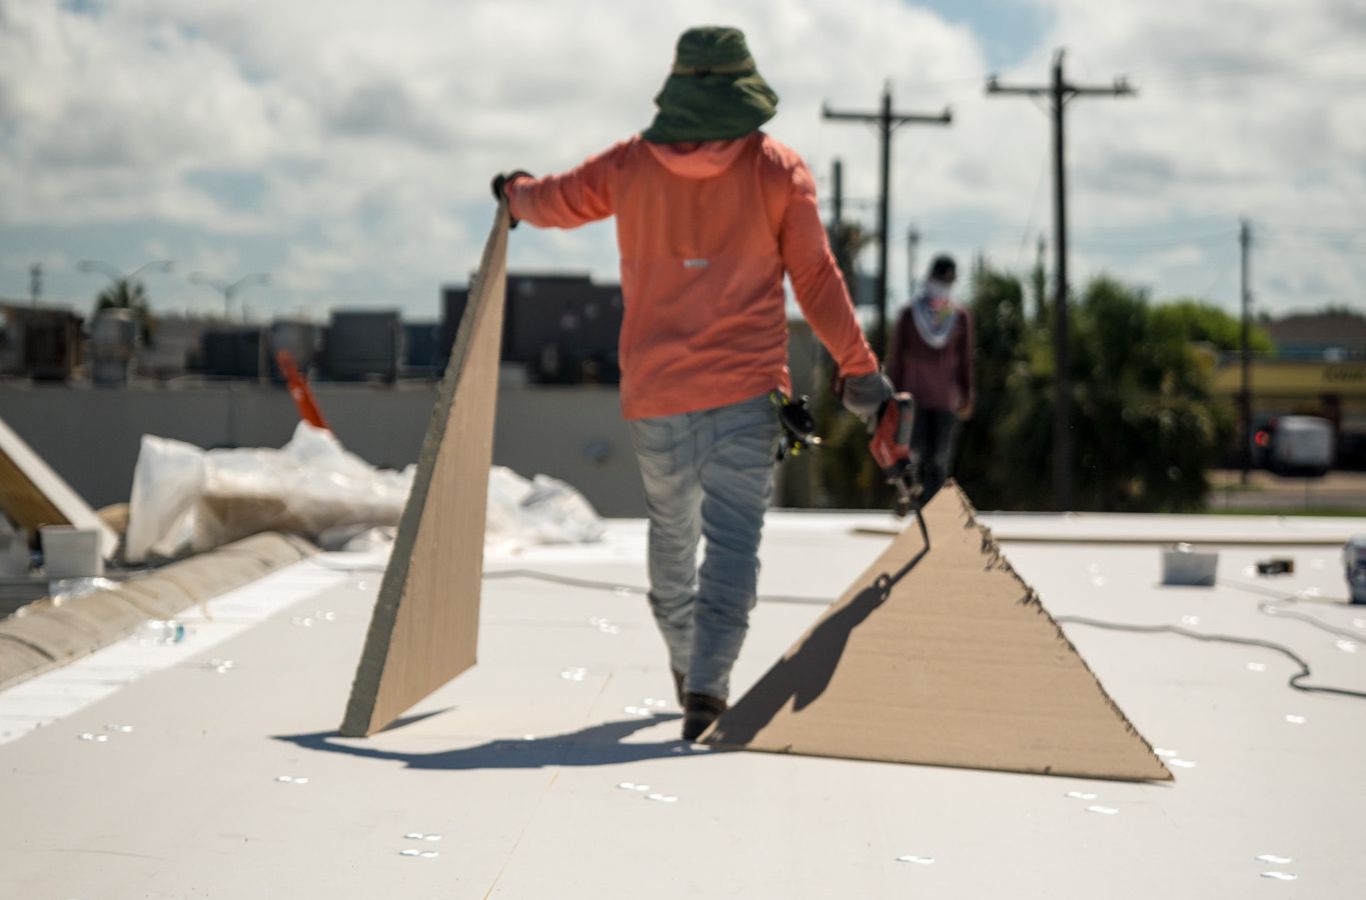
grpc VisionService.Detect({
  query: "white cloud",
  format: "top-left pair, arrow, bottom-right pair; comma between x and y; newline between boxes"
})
0,0 -> 1362,318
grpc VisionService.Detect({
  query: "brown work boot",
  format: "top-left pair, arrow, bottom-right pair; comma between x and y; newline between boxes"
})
672,670 -> 685,707
682,692 -> 727,741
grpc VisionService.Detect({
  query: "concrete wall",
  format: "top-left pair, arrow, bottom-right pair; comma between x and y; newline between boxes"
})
0,377 -> 646,518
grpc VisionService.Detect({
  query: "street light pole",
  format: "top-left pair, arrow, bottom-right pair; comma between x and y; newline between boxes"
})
77,258 -> 176,286
188,272 -> 272,320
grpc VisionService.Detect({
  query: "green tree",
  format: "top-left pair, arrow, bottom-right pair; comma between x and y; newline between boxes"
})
955,266 -> 1229,512
1068,278 -> 1228,511
1150,298 -> 1273,354
955,259 -> 1037,508
93,278 -> 154,343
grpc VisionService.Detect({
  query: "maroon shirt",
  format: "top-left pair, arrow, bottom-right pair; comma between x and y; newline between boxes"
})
886,304 -> 975,413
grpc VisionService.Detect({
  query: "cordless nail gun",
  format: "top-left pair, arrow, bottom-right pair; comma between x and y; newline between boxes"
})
868,391 -> 932,597
869,392 -> 920,518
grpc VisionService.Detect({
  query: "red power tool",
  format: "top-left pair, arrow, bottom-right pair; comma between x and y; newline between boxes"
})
276,350 -> 330,431
869,392 -> 919,517
867,391 -> 932,598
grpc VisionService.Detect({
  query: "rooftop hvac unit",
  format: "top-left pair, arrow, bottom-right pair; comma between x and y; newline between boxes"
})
323,310 -> 402,382
22,310 -> 82,382
90,308 -> 139,386
267,320 -> 322,382
200,327 -> 265,379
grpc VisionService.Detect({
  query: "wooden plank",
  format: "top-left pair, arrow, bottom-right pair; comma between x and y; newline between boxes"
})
340,207 -> 510,737
705,483 -> 1172,782
0,416 -> 118,558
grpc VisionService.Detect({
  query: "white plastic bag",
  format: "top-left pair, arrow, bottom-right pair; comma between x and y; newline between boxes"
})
522,474 -> 607,544
484,467 -> 605,548
126,424 -> 413,562
125,435 -> 208,562
125,426 -> 604,560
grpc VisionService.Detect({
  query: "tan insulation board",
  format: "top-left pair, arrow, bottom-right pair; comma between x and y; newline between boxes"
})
340,207 -> 509,737
705,483 -> 1172,782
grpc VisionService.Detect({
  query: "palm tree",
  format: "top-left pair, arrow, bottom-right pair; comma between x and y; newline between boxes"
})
93,279 -> 153,344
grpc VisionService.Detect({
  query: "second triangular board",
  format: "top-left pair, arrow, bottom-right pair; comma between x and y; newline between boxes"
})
339,206 -> 510,737
705,483 -> 1171,781
0,415 -> 118,559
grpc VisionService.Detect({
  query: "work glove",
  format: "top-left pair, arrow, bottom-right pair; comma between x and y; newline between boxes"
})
839,371 -> 894,426
491,171 -> 531,228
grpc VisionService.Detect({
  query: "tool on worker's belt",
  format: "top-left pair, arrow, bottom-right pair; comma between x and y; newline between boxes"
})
770,392 -> 821,461
869,392 -> 919,518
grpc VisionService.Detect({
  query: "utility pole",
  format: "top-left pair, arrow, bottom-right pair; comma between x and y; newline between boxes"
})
831,159 -> 844,226
824,83 -> 950,358
827,159 -> 858,301
29,263 -> 42,306
1033,235 -> 1048,324
1240,218 -> 1253,486
987,49 -> 1135,511
907,227 -> 921,299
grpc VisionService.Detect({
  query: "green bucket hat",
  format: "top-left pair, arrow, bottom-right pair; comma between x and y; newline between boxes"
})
642,26 -> 779,143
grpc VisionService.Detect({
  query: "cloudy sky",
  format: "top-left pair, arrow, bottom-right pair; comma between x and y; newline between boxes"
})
1,0 -> 1363,323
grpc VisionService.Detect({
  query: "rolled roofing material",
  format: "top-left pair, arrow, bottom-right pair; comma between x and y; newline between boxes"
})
0,532 -> 314,691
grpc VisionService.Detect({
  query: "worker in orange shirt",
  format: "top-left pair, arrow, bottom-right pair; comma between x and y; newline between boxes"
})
494,26 -> 889,740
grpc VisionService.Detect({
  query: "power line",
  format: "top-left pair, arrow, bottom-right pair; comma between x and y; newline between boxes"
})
1073,229 -> 1237,247
1257,230 -> 1366,248
1016,151 -> 1050,267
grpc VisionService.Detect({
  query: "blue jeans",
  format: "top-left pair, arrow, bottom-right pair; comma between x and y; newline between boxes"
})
628,392 -> 780,700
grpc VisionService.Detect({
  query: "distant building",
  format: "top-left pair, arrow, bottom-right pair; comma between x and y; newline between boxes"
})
320,310 -> 402,383
1265,311 -> 1366,361
0,301 -> 84,381
402,322 -> 441,378
140,314 -> 222,379
441,272 -> 623,384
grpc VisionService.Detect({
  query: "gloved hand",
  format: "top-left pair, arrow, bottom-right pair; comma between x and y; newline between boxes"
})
839,371 -> 894,425
491,171 -> 531,228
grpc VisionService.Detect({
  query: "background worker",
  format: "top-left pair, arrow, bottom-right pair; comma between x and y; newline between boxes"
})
493,25 -> 890,740
886,254 -> 975,503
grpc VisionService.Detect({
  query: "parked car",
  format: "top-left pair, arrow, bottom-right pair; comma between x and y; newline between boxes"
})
1252,415 -> 1335,476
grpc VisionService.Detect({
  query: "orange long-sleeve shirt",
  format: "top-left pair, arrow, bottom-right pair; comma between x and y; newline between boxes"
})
504,132 -> 877,420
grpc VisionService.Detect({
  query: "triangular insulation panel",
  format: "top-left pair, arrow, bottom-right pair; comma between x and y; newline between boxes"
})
705,483 -> 1172,781
0,415 -> 118,559
340,207 -> 510,737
